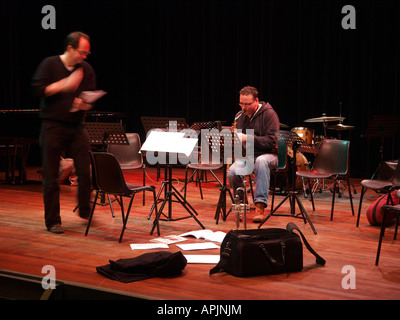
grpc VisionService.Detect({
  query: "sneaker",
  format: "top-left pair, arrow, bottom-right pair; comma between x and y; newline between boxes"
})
48,224 -> 64,234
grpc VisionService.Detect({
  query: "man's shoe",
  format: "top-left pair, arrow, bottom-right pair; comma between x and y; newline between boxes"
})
252,202 -> 266,223
48,224 -> 64,234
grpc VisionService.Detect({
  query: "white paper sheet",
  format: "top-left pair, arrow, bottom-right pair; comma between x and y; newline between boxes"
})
177,242 -> 220,251
179,229 -> 226,243
70,90 -> 107,112
140,131 -> 198,157
184,255 -> 220,264
150,235 -> 187,244
130,243 -> 169,250
79,90 -> 107,104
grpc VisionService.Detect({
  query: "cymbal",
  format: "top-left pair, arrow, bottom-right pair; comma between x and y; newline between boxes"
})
327,123 -> 355,131
279,123 -> 289,128
304,116 -> 345,123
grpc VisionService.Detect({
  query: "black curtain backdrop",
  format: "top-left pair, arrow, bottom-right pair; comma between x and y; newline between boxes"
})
2,0 -> 400,177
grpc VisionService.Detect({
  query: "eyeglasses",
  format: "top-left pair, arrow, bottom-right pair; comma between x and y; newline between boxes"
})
74,48 -> 91,56
238,101 -> 254,107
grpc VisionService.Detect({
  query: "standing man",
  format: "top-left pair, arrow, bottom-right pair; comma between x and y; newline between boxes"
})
228,86 -> 279,223
32,31 -> 96,233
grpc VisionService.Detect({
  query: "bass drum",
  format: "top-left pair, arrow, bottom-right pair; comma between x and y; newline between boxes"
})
291,127 -> 314,145
287,147 -> 310,190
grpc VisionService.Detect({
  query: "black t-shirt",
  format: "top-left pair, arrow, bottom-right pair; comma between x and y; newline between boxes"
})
32,55 -> 96,125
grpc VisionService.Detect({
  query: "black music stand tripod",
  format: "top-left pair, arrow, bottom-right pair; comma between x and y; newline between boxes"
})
208,130 -> 235,224
84,122 -> 130,151
258,131 -> 317,234
140,131 -> 205,234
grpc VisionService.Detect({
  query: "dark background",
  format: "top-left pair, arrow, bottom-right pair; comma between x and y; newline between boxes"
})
2,0 -> 400,177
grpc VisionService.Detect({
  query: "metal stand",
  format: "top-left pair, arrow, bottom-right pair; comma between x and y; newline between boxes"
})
140,130 -> 205,234
258,131 -> 317,234
362,115 -> 400,179
208,130 -> 237,224
149,157 -> 205,234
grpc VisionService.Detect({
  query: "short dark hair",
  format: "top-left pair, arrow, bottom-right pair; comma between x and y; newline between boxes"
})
239,86 -> 259,99
64,31 -> 90,51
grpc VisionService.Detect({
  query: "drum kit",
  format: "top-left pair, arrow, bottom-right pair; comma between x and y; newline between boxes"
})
286,114 -> 355,149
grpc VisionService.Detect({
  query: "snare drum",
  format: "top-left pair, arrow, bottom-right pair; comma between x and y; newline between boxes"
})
291,127 -> 314,144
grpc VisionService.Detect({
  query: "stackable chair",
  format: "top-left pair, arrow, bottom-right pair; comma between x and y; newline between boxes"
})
181,140 -> 224,200
296,139 -> 354,221
107,133 -> 146,205
375,189 -> 400,265
356,159 -> 400,227
85,152 -> 158,242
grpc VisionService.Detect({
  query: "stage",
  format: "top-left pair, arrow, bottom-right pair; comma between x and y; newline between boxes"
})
0,166 -> 399,301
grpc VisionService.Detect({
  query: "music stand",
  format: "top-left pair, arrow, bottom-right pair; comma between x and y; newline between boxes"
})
141,116 -> 189,133
141,130 -> 205,234
362,115 -> 400,179
258,130 -> 317,234
208,129 -> 240,224
84,122 -> 129,151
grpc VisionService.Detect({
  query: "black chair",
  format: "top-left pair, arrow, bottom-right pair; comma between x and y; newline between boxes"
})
85,152 -> 158,242
356,159 -> 400,227
375,189 -> 400,265
107,133 -> 146,205
296,139 -> 354,221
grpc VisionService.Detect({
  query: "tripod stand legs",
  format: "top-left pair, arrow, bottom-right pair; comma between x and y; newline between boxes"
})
258,191 -> 317,234
150,180 -> 205,235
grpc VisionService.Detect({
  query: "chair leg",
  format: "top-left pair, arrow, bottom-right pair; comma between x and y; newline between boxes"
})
197,170 -> 204,199
270,174 -> 277,213
307,178 -> 315,211
347,176 -> 354,216
356,187 -> 366,227
375,209 -> 388,266
330,180 -> 337,221
142,167 -> 146,206
106,194 -> 115,218
85,191 -> 99,236
119,195 -> 135,243
394,213 -> 399,241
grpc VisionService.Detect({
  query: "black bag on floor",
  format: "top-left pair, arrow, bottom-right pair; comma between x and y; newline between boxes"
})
210,223 -> 325,277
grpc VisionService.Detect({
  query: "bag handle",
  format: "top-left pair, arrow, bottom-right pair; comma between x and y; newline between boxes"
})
259,242 -> 286,272
286,222 -> 326,266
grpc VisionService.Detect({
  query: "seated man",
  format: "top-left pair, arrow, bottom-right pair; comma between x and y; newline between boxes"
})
228,86 -> 279,222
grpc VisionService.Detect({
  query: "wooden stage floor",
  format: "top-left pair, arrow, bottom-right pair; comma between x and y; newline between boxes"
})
0,166 -> 399,302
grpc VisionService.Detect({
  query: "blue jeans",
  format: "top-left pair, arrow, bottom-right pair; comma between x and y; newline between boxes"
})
227,154 -> 278,207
